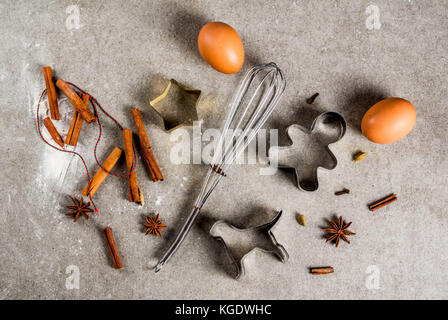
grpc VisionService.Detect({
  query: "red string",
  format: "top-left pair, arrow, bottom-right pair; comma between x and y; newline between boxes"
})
36,82 -> 137,213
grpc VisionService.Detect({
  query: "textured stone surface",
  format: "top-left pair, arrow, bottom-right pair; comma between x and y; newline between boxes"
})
0,0 -> 447,299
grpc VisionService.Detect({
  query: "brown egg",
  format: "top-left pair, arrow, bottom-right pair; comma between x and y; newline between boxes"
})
198,22 -> 244,74
361,98 -> 416,144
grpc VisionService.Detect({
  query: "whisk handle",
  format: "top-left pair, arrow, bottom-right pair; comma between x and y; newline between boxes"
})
154,206 -> 201,273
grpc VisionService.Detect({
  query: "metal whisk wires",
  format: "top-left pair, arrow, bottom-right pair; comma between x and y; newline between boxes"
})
154,63 -> 286,272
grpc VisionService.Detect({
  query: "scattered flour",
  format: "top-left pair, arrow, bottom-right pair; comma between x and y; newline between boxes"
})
69,239 -> 83,256
28,214 -> 45,240
38,147 -> 75,191
22,63 -> 41,118
23,61 -> 79,196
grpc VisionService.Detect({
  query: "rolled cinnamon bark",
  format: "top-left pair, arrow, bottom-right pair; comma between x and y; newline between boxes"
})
369,194 -> 397,211
42,66 -> 60,120
310,267 -> 334,275
43,117 -> 64,147
82,147 -> 122,197
56,79 -> 96,123
65,93 -> 88,146
130,108 -> 163,182
370,197 -> 397,211
102,227 -> 123,269
122,129 -> 141,204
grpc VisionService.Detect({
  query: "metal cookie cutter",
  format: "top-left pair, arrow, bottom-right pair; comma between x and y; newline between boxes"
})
149,79 -> 201,132
209,210 -> 289,279
269,112 -> 346,192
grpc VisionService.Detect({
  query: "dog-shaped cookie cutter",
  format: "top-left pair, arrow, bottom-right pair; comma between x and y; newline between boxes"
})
209,210 -> 289,279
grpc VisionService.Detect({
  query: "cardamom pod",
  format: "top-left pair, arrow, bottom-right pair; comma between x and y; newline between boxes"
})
297,214 -> 306,227
353,151 -> 367,162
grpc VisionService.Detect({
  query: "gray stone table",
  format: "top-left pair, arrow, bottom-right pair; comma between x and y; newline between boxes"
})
0,0 -> 447,299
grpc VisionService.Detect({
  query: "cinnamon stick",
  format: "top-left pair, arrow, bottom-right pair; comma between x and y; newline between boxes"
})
43,117 -> 64,147
56,79 -> 96,123
369,194 -> 397,211
369,197 -> 397,212
130,108 -> 163,182
310,267 -> 334,275
82,147 -> 122,197
102,227 -> 123,269
65,93 -> 88,146
42,66 -> 60,120
122,129 -> 142,204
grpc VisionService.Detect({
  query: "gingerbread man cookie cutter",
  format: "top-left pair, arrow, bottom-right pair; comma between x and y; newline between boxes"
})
269,112 -> 346,192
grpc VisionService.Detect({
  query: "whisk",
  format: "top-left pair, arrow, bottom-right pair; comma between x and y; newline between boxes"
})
155,63 -> 286,272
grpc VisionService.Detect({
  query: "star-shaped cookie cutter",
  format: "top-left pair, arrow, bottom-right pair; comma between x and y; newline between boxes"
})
269,112 -> 346,192
149,79 -> 201,132
209,210 -> 289,279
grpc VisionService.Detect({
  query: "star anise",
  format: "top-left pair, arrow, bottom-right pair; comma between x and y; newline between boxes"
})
143,214 -> 167,237
66,196 -> 94,222
325,216 -> 355,247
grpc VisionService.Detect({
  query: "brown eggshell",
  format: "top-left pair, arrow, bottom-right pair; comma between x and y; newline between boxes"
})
198,22 -> 244,74
361,98 -> 416,144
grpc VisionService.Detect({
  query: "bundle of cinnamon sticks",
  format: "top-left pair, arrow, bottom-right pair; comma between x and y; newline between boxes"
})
42,66 -> 96,149
42,67 -> 164,204
81,108 -> 164,203
42,66 -> 166,270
